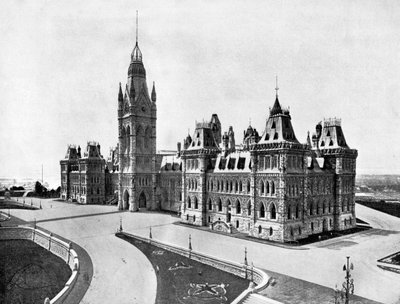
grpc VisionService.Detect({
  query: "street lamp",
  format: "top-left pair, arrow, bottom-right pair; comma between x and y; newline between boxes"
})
244,247 -> 248,279
119,216 -> 123,232
342,256 -> 354,304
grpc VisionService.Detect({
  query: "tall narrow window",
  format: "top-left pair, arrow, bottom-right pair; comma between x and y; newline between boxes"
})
270,203 -> 277,219
218,199 -> 222,212
260,203 -> 265,218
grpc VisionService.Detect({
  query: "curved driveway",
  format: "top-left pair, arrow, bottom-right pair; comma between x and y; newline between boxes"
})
9,199 -> 400,304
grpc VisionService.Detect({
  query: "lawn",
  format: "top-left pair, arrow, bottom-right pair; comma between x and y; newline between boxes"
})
116,233 -> 250,304
0,240 -> 71,304
356,199 -> 400,218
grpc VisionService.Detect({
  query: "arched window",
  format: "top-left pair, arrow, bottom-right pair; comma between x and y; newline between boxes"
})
193,215 -> 196,222
194,197 -> 198,209
136,125 -> 144,151
260,181 -> 264,195
270,203 -> 277,219
309,202 -> 313,215
208,199 -> 212,210
247,201 -> 251,216
126,125 -> 131,154
247,180 -> 251,193
295,204 -> 299,219
236,220 -> 239,228
258,225 -> 262,234
287,205 -> 291,220
217,180 -> 220,191
323,201 -> 326,214
235,181 -> 238,192
269,227 -> 273,236
271,181 -> 275,195
260,203 -> 265,218
187,197 -> 191,208
342,198 -> 345,212
266,181 -> 270,194
347,199 -> 350,211
218,199 -> 222,212
226,180 -> 229,192
144,126 -> 151,150
186,214 -> 189,221
236,200 -> 241,214
239,181 -> 243,192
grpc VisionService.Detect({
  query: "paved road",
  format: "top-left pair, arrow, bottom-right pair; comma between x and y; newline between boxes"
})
8,199 -> 400,304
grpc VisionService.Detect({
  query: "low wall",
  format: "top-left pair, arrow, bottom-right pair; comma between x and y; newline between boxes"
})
377,252 -> 400,272
0,226 -> 79,304
119,231 -> 271,303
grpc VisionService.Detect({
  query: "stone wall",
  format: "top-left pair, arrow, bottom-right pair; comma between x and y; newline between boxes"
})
0,227 -> 79,304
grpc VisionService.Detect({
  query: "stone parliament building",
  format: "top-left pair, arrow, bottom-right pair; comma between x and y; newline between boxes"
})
60,26 -> 358,242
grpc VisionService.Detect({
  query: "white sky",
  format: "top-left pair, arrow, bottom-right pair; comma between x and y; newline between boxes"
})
1,0 -> 400,186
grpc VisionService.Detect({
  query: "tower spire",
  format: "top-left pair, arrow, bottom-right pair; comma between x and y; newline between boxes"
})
275,75 -> 279,98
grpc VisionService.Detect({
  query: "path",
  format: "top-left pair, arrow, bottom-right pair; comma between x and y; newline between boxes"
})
7,198 -> 400,304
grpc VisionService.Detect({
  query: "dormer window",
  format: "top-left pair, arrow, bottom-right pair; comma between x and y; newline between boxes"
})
329,140 -> 334,146
274,132 -> 279,140
320,141 -> 325,147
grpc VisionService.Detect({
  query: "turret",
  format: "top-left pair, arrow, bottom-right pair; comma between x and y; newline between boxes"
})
151,81 -> 156,102
118,83 -> 123,117
228,126 -> 235,151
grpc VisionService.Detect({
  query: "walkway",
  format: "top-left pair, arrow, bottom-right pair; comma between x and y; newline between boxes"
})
7,199 -> 400,304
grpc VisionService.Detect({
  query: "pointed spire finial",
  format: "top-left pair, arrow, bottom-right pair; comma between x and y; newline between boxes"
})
249,117 -> 251,126
118,82 -> 123,101
136,10 -> 138,44
151,81 -> 157,102
275,75 -> 279,98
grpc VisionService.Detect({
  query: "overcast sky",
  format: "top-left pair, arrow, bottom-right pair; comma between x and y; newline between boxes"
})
1,0 -> 400,186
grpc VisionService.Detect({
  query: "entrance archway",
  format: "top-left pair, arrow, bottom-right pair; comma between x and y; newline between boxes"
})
123,190 -> 129,210
139,192 -> 147,209
323,218 -> 328,232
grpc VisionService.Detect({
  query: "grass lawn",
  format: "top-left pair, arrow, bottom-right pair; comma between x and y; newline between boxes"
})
0,240 -> 71,304
357,199 -> 400,218
116,233 -> 250,304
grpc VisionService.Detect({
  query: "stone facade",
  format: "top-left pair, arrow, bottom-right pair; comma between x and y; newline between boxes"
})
60,28 -> 358,242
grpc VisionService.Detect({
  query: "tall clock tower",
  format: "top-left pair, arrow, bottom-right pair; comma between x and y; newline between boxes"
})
117,18 -> 157,211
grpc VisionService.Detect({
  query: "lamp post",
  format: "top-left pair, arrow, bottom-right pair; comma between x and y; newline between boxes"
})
244,247 -> 248,279
189,234 -> 192,259
342,256 -> 354,304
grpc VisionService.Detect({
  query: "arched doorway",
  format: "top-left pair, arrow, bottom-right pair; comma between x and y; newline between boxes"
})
139,192 -> 147,209
323,218 -> 328,231
123,190 -> 129,210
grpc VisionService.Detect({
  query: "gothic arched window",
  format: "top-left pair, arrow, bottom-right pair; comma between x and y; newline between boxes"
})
270,203 -> 277,219
236,200 -> 241,214
260,203 -> 265,218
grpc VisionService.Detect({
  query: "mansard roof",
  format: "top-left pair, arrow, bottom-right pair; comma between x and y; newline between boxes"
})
317,118 -> 349,149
